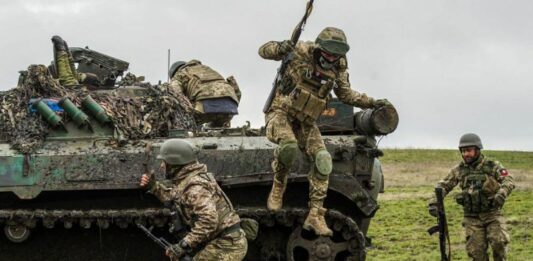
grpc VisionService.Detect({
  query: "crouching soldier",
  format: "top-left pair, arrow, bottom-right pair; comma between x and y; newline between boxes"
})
140,139 -> 247,260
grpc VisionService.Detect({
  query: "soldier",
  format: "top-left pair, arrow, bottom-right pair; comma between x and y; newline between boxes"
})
139,139 -> 247,260
168,60 -> 241,128
259,27 -> 391,236
50,35 -> 100,87
429,133 -> 515,261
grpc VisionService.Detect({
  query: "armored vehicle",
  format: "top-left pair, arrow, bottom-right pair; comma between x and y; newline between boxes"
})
0,48 -> 398,261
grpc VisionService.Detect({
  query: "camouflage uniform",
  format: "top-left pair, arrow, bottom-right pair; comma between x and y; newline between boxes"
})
259,38 -> 376,234
436,154 -> 515,261
169,60 -> 241,127
149,162 -> 247,260
55,50 -> 79,86
52,36 -> 93,87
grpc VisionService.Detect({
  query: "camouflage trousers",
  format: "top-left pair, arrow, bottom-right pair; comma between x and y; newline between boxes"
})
265,110 -> 328,208
55,51 -> 86,86
462,211 -> 510,261
193,230 -> 248,261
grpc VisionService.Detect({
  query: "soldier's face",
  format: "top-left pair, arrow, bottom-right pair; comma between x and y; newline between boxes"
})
461,147 -> 479,163
159,161 -> 167,172
320,51 -> 340,63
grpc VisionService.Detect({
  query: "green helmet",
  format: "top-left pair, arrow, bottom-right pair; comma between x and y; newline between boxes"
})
168,61 -> 186,79
157,139 -> 197,165
315,27 -> 350,56
459,133 -> 483,150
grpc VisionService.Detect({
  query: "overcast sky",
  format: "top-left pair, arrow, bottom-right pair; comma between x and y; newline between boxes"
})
1,0 -> 532,151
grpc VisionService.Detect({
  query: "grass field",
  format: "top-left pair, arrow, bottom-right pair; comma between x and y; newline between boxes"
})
366,149 -> 533,260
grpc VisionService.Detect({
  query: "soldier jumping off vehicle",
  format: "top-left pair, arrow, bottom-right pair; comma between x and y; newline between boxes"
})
140,139 -> 247,260
259,27 -> 391,236
168,60 -> 241,128
429,133 -> 515,261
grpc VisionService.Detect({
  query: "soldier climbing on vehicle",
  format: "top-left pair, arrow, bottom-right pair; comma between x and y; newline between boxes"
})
168,60 -> 241,128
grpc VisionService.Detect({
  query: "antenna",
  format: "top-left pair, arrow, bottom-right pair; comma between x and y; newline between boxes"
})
167,49 -> 171,83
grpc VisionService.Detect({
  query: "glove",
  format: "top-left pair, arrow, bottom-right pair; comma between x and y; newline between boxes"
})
279,40 -> 294,55
428,203 -> 438,217
373,99 -> 392,109
165,242 -> 186,260
492,192 -> 506,208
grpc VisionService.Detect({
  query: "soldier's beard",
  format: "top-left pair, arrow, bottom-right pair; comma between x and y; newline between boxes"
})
462,151 -> 480,165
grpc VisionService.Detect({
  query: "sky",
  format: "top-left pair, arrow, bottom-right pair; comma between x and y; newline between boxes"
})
0,0 -> 532,151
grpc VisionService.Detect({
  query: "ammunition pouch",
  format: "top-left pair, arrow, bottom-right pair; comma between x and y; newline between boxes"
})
285,87 -> 327,125
460,189 -> 493,215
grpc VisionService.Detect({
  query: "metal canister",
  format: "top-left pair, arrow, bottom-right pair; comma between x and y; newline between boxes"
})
81,95 -> 111,123
354,105 -> 399,136
33,99 -> 63,127
59,98 -> 89,126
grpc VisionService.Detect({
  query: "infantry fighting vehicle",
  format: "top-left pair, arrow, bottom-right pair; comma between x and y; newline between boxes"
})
0,48 -> 398,261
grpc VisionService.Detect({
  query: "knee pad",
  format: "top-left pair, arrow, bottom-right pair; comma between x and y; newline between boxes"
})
277,140 -> 298,167
314,149 -> 332,180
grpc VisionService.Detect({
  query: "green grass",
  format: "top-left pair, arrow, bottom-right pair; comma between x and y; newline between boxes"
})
365,149 -> 533,260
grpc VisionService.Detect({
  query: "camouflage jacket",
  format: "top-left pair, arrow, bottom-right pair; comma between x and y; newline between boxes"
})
259,40 -> 375,122
169,60 -> 241,104
436,154 -> 515,214
149,163 -> 240,249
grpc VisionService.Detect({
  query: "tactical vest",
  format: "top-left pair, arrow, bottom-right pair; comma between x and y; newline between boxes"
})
455,160 -> 498,215
279,58 -> 339,125
181,63 -> 239,103
175,171 -> 235,230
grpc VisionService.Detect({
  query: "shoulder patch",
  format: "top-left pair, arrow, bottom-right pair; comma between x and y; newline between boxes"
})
499,169 -> 509,177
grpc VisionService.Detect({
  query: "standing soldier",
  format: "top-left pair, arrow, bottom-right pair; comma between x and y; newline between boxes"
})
140,139 -> 247,260
168,60 -> 241,128
429,133 -> 515,261
259,27 -> 390,236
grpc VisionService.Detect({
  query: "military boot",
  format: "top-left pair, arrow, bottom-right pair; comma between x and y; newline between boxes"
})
303,207 -> 333,236
267,175 -> 287,211
51,35 -> 68,52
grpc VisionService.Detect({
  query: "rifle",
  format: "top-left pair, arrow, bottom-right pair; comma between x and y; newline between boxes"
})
137,223 -> 192,261
427,187 -> 452,261
262,0 -> 315,113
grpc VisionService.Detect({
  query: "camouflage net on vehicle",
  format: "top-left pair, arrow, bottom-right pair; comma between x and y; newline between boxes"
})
0,64 -> 196,153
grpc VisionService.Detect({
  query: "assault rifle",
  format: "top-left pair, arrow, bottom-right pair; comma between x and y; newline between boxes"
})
137,223 -> 192,261
427,187 -> 452,261
69,46 -> 129,87
262,0 -> 315,113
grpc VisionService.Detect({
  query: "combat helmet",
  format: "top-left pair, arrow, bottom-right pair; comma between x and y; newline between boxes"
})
157,139 -> 197,165
458,133 -> 483,150
315,27 -> 350,56
168,61 -> 186,79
